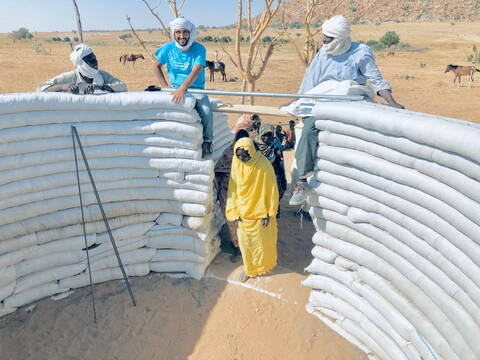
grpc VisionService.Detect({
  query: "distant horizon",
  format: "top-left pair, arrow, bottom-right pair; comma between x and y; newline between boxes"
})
0,0 -> 265,33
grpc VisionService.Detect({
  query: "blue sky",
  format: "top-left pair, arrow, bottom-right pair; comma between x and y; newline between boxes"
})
0,0 -> 264,33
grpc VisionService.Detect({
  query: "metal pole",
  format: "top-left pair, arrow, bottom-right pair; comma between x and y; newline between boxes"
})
72,127 -> 97,323
160,88 -> 366,101
71,126 -> 137,307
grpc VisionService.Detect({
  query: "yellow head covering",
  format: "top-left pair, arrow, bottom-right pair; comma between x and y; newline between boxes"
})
226,138 -> 279,221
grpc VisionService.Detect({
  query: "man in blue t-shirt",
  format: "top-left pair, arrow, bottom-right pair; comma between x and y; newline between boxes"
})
153,17 -> 213,158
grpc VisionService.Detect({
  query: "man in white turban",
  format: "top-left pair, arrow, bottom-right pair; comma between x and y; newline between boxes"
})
153,17 -> 213,158
38,44 -> 127,94
289,15 -> 404,206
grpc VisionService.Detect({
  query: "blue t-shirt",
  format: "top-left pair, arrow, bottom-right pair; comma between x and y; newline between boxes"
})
154,41 -> 206,89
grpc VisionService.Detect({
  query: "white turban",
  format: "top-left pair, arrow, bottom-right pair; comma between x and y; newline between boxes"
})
169,17 -> 198,51
321,15 -> 352,56
70,43 -> 104,85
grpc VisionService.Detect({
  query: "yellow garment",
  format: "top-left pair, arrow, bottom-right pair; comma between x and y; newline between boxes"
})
238,218 -> 277,277
226,137 -> 279,277
226,138 -> 279,221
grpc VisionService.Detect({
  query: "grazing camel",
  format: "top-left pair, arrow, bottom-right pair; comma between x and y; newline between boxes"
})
205,60 -> 227,82
119,53 -> 145,67
444,64 -> 480,85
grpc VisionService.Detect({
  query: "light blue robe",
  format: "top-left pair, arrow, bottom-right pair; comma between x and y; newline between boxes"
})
299,42 -> 390,94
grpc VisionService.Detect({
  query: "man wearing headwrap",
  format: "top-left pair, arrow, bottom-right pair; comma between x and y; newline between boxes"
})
38,44 -> 127,94
153,17 -> 214,158
289,15 -> 404,206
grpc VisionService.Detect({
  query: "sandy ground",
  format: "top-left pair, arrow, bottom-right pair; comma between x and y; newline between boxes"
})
1,21 -> 480,359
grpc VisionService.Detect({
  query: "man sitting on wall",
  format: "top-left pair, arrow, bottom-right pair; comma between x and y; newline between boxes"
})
289,15 -> 404,206
153,17 -> 213,158
38,44 -> 127,94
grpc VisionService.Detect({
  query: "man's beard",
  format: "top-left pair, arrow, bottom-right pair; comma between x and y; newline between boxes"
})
176,37 -> 189,46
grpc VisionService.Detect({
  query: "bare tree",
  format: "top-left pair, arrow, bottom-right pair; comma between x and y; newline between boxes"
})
283,0 -> 346,68
126,15 -> 155,61
223,0 -> 284,104
71,0 -> 83,43
140,0 -> 171,39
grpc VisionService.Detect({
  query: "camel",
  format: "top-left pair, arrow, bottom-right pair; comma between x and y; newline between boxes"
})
205,60 -> 227,82
119,53 -> 145,67
444,64 -> 480,85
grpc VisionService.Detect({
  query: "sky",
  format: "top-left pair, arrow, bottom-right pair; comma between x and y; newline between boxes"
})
0,0 -> 265,33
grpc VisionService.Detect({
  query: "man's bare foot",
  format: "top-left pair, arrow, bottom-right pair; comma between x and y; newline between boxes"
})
238,271 -> 249,283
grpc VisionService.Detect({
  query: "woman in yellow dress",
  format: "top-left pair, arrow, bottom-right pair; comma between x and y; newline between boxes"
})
226,137 -> 279,282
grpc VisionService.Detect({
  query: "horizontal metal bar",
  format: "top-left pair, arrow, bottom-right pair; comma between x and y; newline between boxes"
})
160,88 -> 366,101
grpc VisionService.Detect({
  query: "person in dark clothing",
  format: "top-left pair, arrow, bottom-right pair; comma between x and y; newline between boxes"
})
254,123 -> 287,217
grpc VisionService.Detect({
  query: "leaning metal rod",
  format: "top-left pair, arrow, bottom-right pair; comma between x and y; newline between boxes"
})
71,126 -> 137,307
160,88 -> 366,101
72,128 -> 97,323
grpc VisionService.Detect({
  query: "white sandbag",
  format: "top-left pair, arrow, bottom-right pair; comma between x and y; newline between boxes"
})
311,246 -> 338,264
59,263 -> 150,289
146,225 -> 209,241
158,171 -> 185,182
313,226 -> 475,359
334,256 -> 359,271
0,133 -> 201,157
184,174 -> 211,185
0,120 -> 202,145
146,236 -> 211,257
314,159 -> 480,265
317,131 -> 480,205
0,282 -> 15,301
0,107 -> 198,131
0,200 -> 206,241
306,303 -> 373,356
151,249 -> 205,263
303,262 -> 439,360
156,213 -> 183,226
0,144 -> 202,172
0,213 -> 156,254
88,237 -> 146,260
311,181 -> 480,307
315,148 -> 480,246
0,92 -> 197,115
149,158 -> 213,175
315,119 -> 480,183
316,145 -> 480,232
0,266 -> 16,288
4,282 -> 69,308
15,263 -> 87,294
0,168 -> 158,202
0,188 -> 209,227
312,166 -> 480,285
0,304 -> 16,318
0,178 -> 209,210
308,290 -> 407,360
150,261 -> 207,280
90,248 -> 155,272
182,214 -> 214,232
15,251 -> 85,278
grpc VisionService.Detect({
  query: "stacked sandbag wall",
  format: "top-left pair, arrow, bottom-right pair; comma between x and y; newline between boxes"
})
0,92 -> 233,317
303,101 -> 480,360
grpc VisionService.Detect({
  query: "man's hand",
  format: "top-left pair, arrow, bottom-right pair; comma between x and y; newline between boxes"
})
101,84 -> 114,92
378,89 -> 405,110
85,84 -> 97,95
262,216 -> 270,227
172,87 -> 186,104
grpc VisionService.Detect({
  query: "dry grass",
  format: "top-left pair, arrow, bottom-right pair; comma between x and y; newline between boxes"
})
1,21 -> 480,123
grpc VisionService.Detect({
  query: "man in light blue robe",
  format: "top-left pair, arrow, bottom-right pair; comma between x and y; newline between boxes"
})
289,15 -> 404,206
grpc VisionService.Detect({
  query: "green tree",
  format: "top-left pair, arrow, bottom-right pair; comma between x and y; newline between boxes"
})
119,33 -> 133,41
379,31 -> 400,48
10,27 -> 34,40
